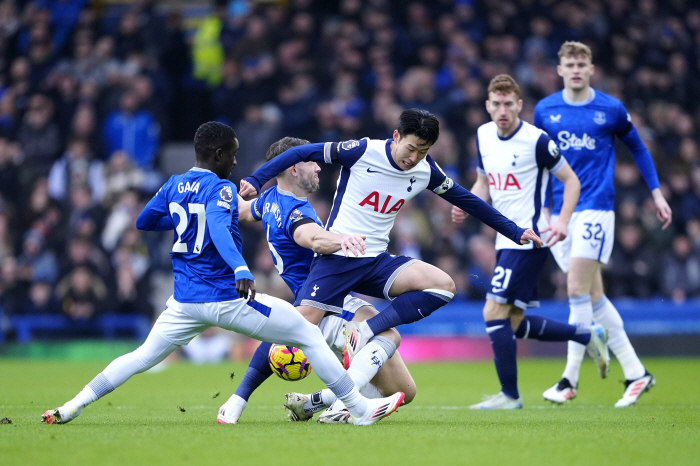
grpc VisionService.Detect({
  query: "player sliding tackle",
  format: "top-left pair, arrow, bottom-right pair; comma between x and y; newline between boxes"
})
219,137 -> 416,424
239,110 -> 543,418
452,75 -> 609,410
41,122 -> 403,426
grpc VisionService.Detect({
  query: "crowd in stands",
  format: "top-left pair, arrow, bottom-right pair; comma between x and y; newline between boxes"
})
0,0 -> 699,340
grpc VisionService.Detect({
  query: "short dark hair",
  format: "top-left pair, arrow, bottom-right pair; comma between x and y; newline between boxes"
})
265,136 -> 310,162
397,109 -> 439,146
193,121 -> 237,159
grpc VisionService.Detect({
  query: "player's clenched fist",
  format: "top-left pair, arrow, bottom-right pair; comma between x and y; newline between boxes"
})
519,228 -> 543,248
340,234 -> 367,257
451,206 -> 468,224
239,179 -> 257,197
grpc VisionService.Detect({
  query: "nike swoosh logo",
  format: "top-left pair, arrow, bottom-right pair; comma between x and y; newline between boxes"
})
367,168 -> 380,173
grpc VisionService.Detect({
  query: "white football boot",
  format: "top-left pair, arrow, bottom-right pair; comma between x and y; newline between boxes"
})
351,392 -> 404,426
284,392 -> 315,421
615,373 -> 656,408
342,321 -> 361,369
470,392 -> 523,410
41,404 -> 83,424
586,324 -> 610,378
543,378 -> 577,404
216,395 -> 247,424
317,399 -> 352,424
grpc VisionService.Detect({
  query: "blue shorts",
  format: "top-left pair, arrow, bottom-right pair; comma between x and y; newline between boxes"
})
486,248 -> 548,310
294,253 -> 416,314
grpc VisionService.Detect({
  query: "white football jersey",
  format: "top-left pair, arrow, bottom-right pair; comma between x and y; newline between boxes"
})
476,121 -> 564,250
321,138 -> 453,257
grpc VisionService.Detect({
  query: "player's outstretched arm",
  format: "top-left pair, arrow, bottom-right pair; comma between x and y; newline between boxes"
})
206,193 -> 256,301
237,194 -> 257,222
452,174 -> 489,224
241,143 -> 330,196
540,160 -> 580,247
439,183 -> 542,247
136,191 -> 173,231
618,126 -> 672,229
293,222 -> 367,257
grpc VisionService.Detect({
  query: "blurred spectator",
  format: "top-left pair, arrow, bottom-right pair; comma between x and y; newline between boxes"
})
55,265 -> 107,320
16,93 -> 63,183
605,223 -> 659,298
48,138 -> 105,204
662,235 -> 700,303
16,228 -> 58,285
102,91 -> 160,169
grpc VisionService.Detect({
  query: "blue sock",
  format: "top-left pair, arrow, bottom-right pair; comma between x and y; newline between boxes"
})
234,342 -> 273,401
515,315 -> 590,345
366,290 -> 452,335
486,319 -> 519,399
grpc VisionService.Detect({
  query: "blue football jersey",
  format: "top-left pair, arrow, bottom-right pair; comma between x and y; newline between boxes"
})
251,186 -> 323,298
139,167 -> 249,303
533,89 -> 633,214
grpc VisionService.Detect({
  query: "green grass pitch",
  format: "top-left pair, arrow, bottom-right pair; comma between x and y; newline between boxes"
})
1,358 -> 698,466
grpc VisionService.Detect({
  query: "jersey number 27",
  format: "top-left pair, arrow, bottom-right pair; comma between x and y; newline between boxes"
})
169,202 -> 206,254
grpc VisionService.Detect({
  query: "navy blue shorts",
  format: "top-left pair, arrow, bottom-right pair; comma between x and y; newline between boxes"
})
486,248 -> 548,310
294,253 -> 416,314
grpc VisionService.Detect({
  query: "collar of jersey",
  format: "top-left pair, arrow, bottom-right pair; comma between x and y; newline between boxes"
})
497,120 -> 524,141
276,186 -> 308,201
562,88 -> 596,106
189,167 -> 213,173
385,139 -> 405,171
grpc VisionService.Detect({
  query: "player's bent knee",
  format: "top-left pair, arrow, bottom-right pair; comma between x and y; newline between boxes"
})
296,305 -> 325,325
377,327 -> 401,348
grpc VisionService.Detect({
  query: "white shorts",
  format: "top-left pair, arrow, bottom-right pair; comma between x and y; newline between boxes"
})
549,210 -> 615,273
318,295 -> 372,360
154,294 -> 324,349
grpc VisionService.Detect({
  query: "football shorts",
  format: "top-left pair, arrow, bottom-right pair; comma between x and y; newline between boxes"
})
486,248 -> 549,310
549,210 -> 615,273
318,295 -> 372,360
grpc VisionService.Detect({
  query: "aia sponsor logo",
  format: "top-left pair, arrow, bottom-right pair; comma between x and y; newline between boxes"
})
488,173 -> 522,190
359,192 -> 405,214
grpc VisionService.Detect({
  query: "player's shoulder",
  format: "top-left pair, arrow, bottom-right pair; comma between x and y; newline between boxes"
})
521,120 -> 547,138
535,91 -> 565,109
477,121 -> 498,137
591,88 -> 623,107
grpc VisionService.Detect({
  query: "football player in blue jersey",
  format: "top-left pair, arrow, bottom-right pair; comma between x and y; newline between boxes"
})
533,42 -> 672,407
452,74 -> 609,410
217,137 -> 416,425
41,122 -> 404,426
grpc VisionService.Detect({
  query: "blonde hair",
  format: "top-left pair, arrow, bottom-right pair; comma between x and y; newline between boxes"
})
487,74 -> 521,99
558,41 -> 592,62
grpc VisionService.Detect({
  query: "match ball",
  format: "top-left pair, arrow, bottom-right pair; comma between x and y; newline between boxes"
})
268,344 -> 312,381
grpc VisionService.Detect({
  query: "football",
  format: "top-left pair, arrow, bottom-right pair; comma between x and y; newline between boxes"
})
268,344 -> 312,381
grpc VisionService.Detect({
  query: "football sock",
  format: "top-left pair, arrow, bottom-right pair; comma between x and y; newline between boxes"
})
347,336 -> 397,390
234,342 -> 273,401
515,315 -> 591,345
486,319 -> 519,400
593,295 -> 645,380
360,383 -> 384,399
366,289 -> 454,335
304,389 -> 337,414
562,294 -> 592,387
327,373 -> 367,418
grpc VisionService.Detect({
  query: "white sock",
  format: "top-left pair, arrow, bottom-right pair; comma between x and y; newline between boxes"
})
68,385 -> 98,410
304,389 -> 337,414
338,387 -> 366,418
358,321 -> 374,347
225,393 -> 247,408
562,294 -> 592,387
593,296 -> 645,380
347,336 -> 396,389
359,383 -> 383,399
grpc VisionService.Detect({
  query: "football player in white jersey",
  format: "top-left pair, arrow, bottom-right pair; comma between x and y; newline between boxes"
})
240,110 -> 543,412
534,42 -> 672,407
452,75 -> 609,409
